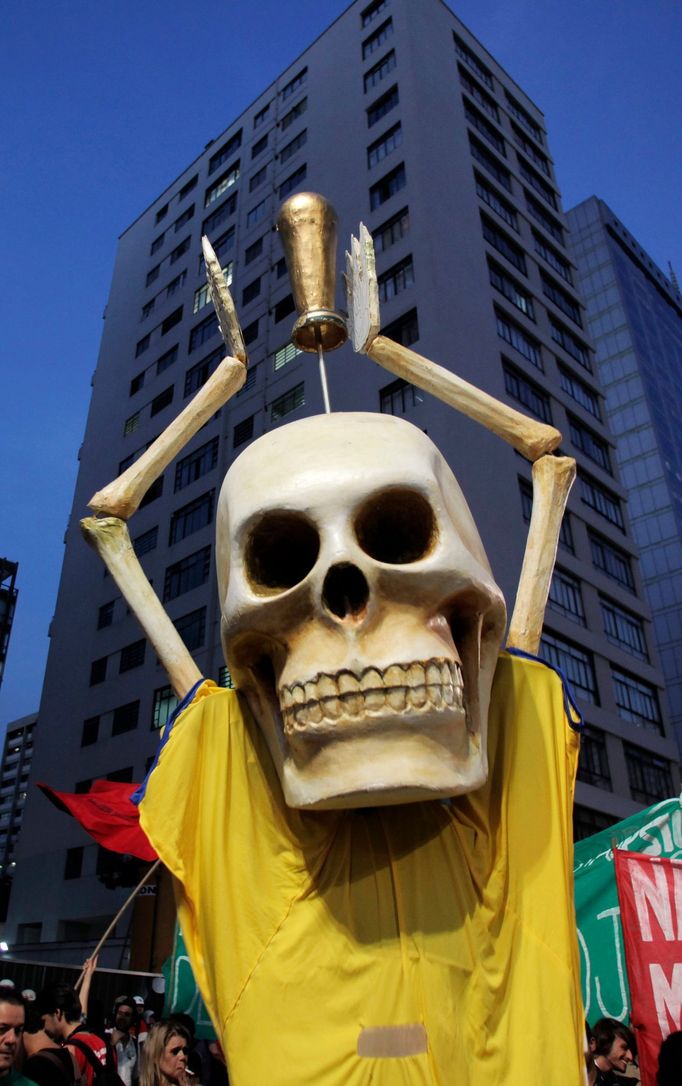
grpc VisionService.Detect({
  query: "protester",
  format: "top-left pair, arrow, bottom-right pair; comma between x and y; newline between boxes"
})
139,1023 -> 192,1086
22,1006 -> 74,1086
36,980 -> 108,1086
657,1030 -> 682,1085
110,999 -> 138,1086
589,1018 -> 636,1084
0,988 -> 35,1086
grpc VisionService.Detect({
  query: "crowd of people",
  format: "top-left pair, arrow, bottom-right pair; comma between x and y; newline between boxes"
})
586,1016 -> 682,1084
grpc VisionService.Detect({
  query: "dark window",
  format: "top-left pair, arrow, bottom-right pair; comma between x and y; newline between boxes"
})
625,744 -> 673,806
377,255 -> 414,301
150,233 -> 164,255
541,273 -> 582,326
380,377 -> 423,416
503,363 -> 551,423
373,206 -> 409,253
367,85 -> 399,127
208,130 -> 242,175
243,318 -> 260,345
97,601 -> 115,629
367,123 -> 402,169
551,321 -> 591,370
271,383 -> 304,421
496,310 -> 541,369
238,363 -> 258,393
135,335 -> 150,358
170,237 -> 191,265
362,17 -> 393,59
156,344 -> 178,375
169,492 -> 215,545
533,231 -> 573,284
279,164 -> 307,200
518,157 -> 557,208
242,277 -> 261,305
133,526 -> 158,557
174,204 -> 195,232
579,472 -> 624,530
370,163 -> 406,210
577,727 -> 612,790
141,299 -> 155,320
164,546 -> 211,602
202,192 -> 238,235
150,386 -> 174,417
512,123 -> 550,173
505,91 -> 543,144
540,630 -> 598,704
199,228 -> 235,272
469,135 -> 512,193
559,367 -> 601,420
489,261 -> 534,318
453,31 -> 494,90
281,68 -> 307,100
80,716 -> 100,747
89,657 -> 107,686
381,307 -> 419,347
111,701 -> 140,736
275,256 -> 287,278
184,347 -> 222,397
246,199 -> 268,228
574,806 -> 615,843
174,607 -> 206,651
152,685 -> 179,730
64,847 -> 84,881
569,415 -> 611,473
146,265 -> 160,287
613,667 -> 663,733
251,134 -> 268,159
475,174 -> 518,230
589,532 -> 634,591
361,0 -> 388,28
459,67 -> 499,121
189,312 -> 219,353
526,192 -> 564,243
274,294 -> 295,323
281,97 -> 307,131
161,308 -> 183,336
249,166 -> 267,193
481,215 -> 526,273
155,204 -> 168,225
245,237 -> 264,264
233,415 -> 255,448
166,271 -> 186,298
138,474 -> 162,509
253,103 -> 269,129
119,638 -> 146,673
178,174 -> 198,201
600,598 -> 648,660
175,437 -> 219,491
464,102 -> 505,156
280,129 -> 307,164
547,568 -> 585,624
364,49 -> 396,93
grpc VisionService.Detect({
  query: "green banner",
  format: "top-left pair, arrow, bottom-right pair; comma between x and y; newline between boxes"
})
574,796 -> 682,1023
163,925 -> 216,1039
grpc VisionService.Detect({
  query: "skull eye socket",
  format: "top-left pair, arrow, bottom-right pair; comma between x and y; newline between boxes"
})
354,488 -> 436,564
245,511 -> 320,593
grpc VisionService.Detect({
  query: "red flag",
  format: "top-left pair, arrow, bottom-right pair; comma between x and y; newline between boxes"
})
38,780 -> 157,862
614,849 -> 682,1086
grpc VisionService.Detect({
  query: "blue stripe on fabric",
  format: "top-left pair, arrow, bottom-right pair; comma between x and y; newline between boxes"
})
505,646 -> 584,732
131,678 -> 207,806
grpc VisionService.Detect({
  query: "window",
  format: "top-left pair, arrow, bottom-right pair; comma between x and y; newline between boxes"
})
97,601 -> 115,629
133,526 -> 158,557
202,192 -> 238,235
253,103 -> 270,129
135,335 -> 150,358
90,657 -> 107,686
169,491 -> 215,545
178,174 -> 198,201
453,32 -> 494,90
170,237 -> 190,265
372,206 -> 409,253
174,607 -> 206,652
574,806 -> 615,843
243,318 -> 260,345
271,383 -> 304,421
139,473 -> 163,511
152,685 -> 179,730
244,238 -> 263,266
280,129 -> 307,164
613,668 -> 662,733
481,216 -> 526,273
541,274 -> 582,325
580,473 -> 624,530
377,255 -> 414,301
369,162 -> 406,209
208,130 -> 242,175
518,157 -> 557,208
361,0 -> 388,27
281,68 -> 307,100
237,364 -> 258,395
367,85 -> 399,130
242,277 -> 261,305
533,231 -> 573,284
142,298 -> 155,320
551,321 -> 591,370
157,345 -> 178,374
281,97 -> 307,131
155,204 -> 168,225
175,437 -> 219,491
189,312 -> 219,353
200,228 -> 235,271
233,415 -> 255,448
193,262 -> 233,314
150,385 -> 174,417
161,307 -> 183,336
380,377 -> 422,415
459,67 -> 499,121
81,716 -> 100,747
119,638 -> 146,673
364,50 -> 396,93
150,233 -> 164,255
146,265 -> 160,287
166,271 -> 186,298
163,547 -> 211,602
569,416 -> 611,472
205,162 -> 240,208
601,598 -> 648,660
525,193 -> 564,243
279,165 -> 307,199
474,174 -> 517,230
362,17 -> 393,59
512,122 -> 550,174
381,307 -> 419,346
274,294 -> 295,323
464,102 -> 505,157
489,262 -> 534,318
548,568 -> 585,624
577,727 -> 611,790
111,701 -> 140,736
184,347 -> 222,397
496,310 -> 541,368
174,204 -> 195,232
624,744 -> 673,805
540,630 -> 597,704
249,166 -> 267,193
367,123 -> 402,168
505,91 -> 543,144
589,532 -> 634,591
64,847 -> 84,881
559,367 -> 601,420
469,136 -> 512,193
247,198 -> 268,228
503,363 -> 551,422
269,342 -> 300,373
251,134 -> 268,159
218,665 -> 235,688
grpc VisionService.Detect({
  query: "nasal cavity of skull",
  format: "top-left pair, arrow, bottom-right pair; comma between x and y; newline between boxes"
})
245,511 -> 320,593
322,563 -> 370,621
354,488 -> 436,564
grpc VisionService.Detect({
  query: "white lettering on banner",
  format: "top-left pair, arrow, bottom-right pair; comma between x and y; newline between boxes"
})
632,863 -> 674,941
577,928 -> 591,1019
649,962 -> 682,1035
594,908 -> 628,1020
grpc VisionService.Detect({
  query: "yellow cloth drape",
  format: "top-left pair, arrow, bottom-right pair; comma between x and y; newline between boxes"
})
139,652 -> 584,1084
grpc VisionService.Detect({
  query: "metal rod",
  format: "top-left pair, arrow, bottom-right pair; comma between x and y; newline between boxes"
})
315,327 -> 332,413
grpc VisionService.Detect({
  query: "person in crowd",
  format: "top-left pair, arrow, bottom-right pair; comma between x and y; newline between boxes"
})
109,1000 -> 138,1086
0,988 -> 35,1086
139,1023 -> 192,1086
36,983 -> 107,1086
589,1018 -> 636,1084
657,1030 -> 682,1085
22,1006 -> 74,1086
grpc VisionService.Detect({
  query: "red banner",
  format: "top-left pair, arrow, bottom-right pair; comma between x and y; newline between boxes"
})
614,849 -> 682,1086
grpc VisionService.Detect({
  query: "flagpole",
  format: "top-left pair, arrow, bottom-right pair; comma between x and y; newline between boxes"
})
74,859 -> 161,990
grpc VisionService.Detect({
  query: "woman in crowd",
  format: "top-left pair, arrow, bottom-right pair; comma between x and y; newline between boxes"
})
139,1022 -> 193,1086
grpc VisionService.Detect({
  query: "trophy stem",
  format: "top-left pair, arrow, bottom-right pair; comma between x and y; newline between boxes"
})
315,326 -> 332,414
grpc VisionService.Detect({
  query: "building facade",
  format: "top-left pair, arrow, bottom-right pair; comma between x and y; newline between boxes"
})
7,0 -> 680,958
567,196 -> 682,753
0,560 -> 18,690
0,714 -> 36,923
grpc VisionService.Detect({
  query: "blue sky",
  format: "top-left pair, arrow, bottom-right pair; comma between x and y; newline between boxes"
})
1,0 -> 681,727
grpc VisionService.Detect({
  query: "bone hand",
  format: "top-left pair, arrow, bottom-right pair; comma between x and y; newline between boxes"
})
344,224 -> 380,353
507,455 -> 576,655
202,235 -> 247,363
89,356 -> 246,519
367,336 -> 561,462
80,516 -> 202,699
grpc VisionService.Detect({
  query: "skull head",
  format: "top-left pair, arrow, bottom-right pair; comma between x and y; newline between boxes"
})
217,412 -> 506,809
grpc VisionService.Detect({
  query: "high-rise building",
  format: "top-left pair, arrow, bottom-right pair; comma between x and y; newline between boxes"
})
0,713 -> 36,922
0,560 -> 18,690
7,0 -> 679,960
567,196 -> 682,751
